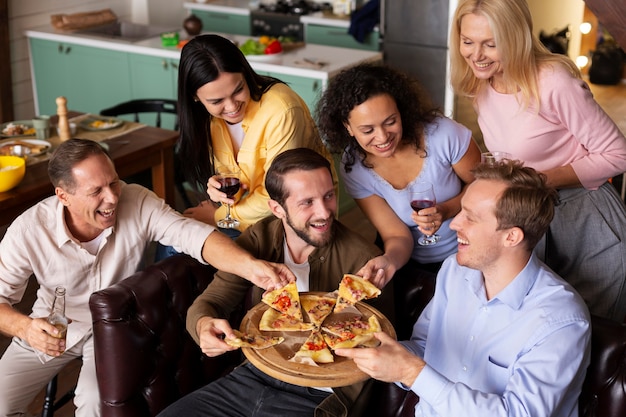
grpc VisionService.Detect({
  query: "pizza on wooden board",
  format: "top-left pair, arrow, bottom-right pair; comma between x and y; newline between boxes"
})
292,330 -> 335,364
300,294 -> 337,327
261,282 -> 303,321
322,315 -> 381,350
259,307 -> 316,332
225,329 -> 285,350
334,274 -> 381,313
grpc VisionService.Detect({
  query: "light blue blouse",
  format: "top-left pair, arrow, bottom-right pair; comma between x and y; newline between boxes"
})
403,254 -> 591,416
341,117 -> 471,263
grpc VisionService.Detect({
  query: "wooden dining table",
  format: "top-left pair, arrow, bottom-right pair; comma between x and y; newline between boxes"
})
0,112 -> 178,226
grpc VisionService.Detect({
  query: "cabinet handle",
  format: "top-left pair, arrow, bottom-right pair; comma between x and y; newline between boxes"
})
162,60 -> 168,69
170,61 -> 178,70
58,44 -> 71,54
313,81 -> 319,91
65,46 -> 71,54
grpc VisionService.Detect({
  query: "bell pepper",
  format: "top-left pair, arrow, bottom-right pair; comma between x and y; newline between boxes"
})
264,40 -> 283,55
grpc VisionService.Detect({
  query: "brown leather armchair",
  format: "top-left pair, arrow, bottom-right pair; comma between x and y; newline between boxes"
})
90,254 -> 626,417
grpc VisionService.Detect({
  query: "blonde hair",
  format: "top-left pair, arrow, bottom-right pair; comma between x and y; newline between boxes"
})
450,0 -> 581,109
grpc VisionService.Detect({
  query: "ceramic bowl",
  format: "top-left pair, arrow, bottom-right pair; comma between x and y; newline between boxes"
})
56,122 -> 77,137
0,155 -> 26,192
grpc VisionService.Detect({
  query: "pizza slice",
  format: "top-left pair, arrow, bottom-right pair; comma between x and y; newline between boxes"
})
300,294 -> 337,327
259,307 -> 315,332
334,274 -> 381,313
261,281 -> 303,321
224,329 -> 284,350
322,315 -> 381,350
292,330 -> 334,364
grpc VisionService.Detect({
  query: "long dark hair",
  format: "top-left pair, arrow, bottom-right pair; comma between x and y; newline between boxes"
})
177,34 -> 284,190
315,63 -> 441,172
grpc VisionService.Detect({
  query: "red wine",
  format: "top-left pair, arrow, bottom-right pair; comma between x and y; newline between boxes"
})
411,199 -> 435,212
218,177 -> 240,198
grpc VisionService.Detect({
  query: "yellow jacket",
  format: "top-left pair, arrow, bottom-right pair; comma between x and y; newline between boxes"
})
211,83 -> 336,230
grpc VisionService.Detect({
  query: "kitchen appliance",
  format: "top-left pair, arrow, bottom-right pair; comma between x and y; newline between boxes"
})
250,1 -> 332,41
381,0 -> 454,113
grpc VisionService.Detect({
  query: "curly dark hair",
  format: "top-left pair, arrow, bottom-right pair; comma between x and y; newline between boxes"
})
315,62 -> 441,173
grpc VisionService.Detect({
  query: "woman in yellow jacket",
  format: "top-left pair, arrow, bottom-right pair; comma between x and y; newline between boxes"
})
177,34 -> 335,236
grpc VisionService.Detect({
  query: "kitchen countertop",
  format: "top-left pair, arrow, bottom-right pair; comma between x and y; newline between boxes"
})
25,25 -> 382,82
183,0 -> 251,15
182,1 -> 356,28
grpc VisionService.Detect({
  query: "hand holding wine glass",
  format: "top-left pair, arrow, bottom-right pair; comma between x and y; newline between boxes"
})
216,165 -> 241,229
409,182 -> 440,246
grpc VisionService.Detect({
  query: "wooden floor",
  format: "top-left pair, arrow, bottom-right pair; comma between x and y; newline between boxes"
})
0,78 -> 623,417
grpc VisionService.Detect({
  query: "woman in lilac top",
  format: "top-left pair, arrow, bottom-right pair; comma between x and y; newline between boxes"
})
316,63 -> 481,289
450,0 -> 626,321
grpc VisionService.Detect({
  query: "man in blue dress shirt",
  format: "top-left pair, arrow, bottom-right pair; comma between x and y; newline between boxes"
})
337,160 -> 591,417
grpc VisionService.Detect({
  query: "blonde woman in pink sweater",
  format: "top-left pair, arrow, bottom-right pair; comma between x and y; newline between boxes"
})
450,0 -> 626,321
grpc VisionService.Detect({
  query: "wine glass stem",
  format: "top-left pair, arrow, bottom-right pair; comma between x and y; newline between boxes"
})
225,203 -> 232,219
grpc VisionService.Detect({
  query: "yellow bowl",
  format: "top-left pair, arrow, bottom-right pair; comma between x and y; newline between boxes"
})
0,155 -> 26,192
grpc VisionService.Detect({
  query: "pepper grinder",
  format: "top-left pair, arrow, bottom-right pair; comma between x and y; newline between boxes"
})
56,96 -> 71,141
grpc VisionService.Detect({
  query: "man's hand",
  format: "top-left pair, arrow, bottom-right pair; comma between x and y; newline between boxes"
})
196,316 -> 238,357
23,317 -> 66,357
335,332 -> 424,387
357,255 -> 395,288
248,260 -> 294,291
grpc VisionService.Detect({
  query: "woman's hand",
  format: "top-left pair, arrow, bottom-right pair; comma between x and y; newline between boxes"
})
357,255 -> 395,288
411,205 -> 443,236
207,175 -> 237,206
183,200 -> 218,226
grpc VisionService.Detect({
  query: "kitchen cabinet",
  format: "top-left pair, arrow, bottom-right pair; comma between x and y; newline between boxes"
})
128,54 -> 179,129
258,72 -> 322,111
304,23 -> 380,51
29,38 -> 132,116
189,10 -> 251,36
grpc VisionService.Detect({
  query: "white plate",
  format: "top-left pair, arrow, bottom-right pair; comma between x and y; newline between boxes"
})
0,120 -> 36,138
245,52 -> 283,64
0,139 -> 51,157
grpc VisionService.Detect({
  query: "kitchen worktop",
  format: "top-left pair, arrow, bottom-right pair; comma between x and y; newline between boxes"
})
182,1 -> 355,28
183,0 -> 252,15
25,25 -> 381,81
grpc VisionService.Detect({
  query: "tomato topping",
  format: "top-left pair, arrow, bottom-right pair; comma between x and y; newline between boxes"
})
273,294 -> 291,311
306,341 -> 325,351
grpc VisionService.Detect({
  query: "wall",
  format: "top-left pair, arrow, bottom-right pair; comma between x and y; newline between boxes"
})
6,0 -> 132,120
528,0 -> 585,62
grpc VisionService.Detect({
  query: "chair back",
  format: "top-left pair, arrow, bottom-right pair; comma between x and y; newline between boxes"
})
100,99 -> 178,130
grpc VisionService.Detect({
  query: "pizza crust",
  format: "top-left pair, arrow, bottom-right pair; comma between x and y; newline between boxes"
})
225,329 -> 285,350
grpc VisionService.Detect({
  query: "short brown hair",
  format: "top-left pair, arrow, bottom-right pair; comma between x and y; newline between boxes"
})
265,148 -> 333,207
473,160 -> 559,250
48,138 -> 112,192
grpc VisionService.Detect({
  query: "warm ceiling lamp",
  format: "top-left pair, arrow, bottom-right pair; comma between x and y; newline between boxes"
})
576,55 -> 589,68
579,22 -> 592,35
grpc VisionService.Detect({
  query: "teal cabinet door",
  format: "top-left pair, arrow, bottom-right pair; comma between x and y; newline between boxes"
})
128,54 -> 179,130
266,72 -> 323,112
305,24 -> 380,51
30,38 -> 131,115
190,10 -> 251,36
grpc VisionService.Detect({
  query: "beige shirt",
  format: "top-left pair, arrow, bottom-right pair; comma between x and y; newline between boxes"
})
0,183 -> 215,359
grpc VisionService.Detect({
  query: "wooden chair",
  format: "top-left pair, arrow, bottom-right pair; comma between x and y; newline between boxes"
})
100,99 -> 192,208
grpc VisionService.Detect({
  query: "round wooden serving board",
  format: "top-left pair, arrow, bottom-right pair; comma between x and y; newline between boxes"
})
239,292 -> 396,387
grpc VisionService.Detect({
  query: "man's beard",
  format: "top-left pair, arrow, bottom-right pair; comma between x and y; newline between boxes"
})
285,213 -> 335,248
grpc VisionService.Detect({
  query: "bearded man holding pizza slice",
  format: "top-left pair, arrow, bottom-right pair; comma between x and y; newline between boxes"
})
158,148 -> 394,417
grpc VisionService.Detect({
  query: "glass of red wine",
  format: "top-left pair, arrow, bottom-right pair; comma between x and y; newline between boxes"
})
216,165 -> 241,229
410,182 -> 440,246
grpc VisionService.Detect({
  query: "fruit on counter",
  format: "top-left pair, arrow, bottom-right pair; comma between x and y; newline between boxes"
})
264,40 -> 283,55
239,36 -> 295,56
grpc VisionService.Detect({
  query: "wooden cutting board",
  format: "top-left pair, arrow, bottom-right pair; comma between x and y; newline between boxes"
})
239,292 -> 396,387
